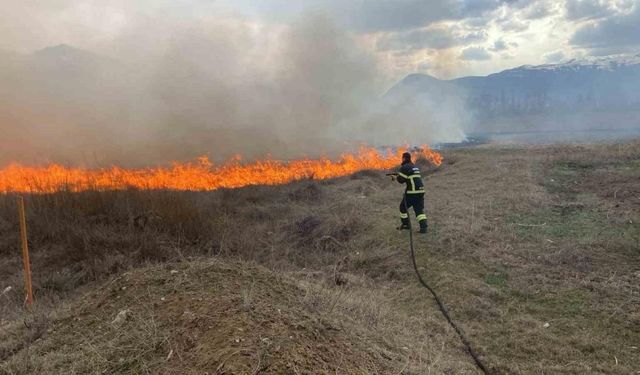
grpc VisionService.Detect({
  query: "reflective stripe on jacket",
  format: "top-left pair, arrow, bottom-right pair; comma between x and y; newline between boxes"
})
396,162 -> 425,194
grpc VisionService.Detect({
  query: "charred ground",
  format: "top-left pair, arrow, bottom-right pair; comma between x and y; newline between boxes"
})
1,141 -> 639,374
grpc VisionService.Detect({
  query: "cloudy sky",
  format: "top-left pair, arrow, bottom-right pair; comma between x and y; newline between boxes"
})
2,0 -> 639,82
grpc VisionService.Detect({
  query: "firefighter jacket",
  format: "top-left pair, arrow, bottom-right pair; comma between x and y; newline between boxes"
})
396,162 -> 425,194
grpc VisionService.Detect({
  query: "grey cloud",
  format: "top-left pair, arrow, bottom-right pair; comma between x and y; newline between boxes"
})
466,16 -> 493,27
376,27 -> 488,51
499,0 -> 536,8
459,0 -> 502,17
588,45 -> 640,56
491,38 -> 508,51
459,30 -> 489,44
460,46 -> 492,60
377,28 -> 455,50
342,0 -> 510,32
565,0 -> 613,20
570,5 -> 640,48
499,18 -> 530,32
333,1 -> 456,32
543,50 -> 566,62
461,0 -> 534,13
523,1 -> 554,19
241,0 -> 508,33
493,1 -> 558,33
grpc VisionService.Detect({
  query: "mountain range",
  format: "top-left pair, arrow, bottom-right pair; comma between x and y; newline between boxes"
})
388,54 -> 640,119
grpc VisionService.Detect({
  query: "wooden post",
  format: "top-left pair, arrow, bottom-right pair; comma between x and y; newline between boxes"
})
17,196 -> 34,306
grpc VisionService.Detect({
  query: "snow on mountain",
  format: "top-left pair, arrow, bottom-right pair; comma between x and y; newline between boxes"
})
523,54 -> 640,72
387,53 -> 640,123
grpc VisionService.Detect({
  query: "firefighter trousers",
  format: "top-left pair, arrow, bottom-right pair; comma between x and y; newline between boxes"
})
399,193 -> 427,230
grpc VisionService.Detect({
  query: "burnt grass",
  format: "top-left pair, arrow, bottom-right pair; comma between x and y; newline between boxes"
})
1,142 -> 639,374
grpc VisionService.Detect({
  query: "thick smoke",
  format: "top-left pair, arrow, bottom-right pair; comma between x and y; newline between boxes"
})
0,12 -> 466,167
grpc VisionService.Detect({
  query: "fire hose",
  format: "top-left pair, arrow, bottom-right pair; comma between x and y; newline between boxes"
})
402,192 -> 491,374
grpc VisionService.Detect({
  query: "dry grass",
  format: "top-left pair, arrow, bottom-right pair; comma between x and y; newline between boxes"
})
1,140 -> 639,374
0,259 -> 476,374
418,140 -> 640,373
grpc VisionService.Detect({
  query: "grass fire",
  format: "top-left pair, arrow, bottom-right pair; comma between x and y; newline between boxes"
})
2,2 -> 640,375
0,147 -> 441,193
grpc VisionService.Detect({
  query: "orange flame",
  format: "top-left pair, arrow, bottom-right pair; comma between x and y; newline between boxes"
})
0,146 -> 442,193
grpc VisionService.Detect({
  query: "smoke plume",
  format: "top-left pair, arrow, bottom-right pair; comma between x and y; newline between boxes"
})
0,10 -> 466,167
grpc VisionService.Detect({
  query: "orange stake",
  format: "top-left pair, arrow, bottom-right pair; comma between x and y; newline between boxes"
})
17,196 -> 34,306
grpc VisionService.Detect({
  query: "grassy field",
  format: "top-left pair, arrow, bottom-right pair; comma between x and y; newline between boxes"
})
1,140 -> 639,374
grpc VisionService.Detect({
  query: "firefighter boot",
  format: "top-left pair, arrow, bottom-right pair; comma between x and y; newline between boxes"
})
418,219 -> 428,234
397,217 -> 410,230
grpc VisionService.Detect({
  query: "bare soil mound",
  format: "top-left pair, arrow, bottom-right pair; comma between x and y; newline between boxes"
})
3,259 -> 396,374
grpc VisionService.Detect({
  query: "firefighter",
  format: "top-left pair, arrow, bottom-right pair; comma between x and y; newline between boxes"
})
395,152 -> 428,233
